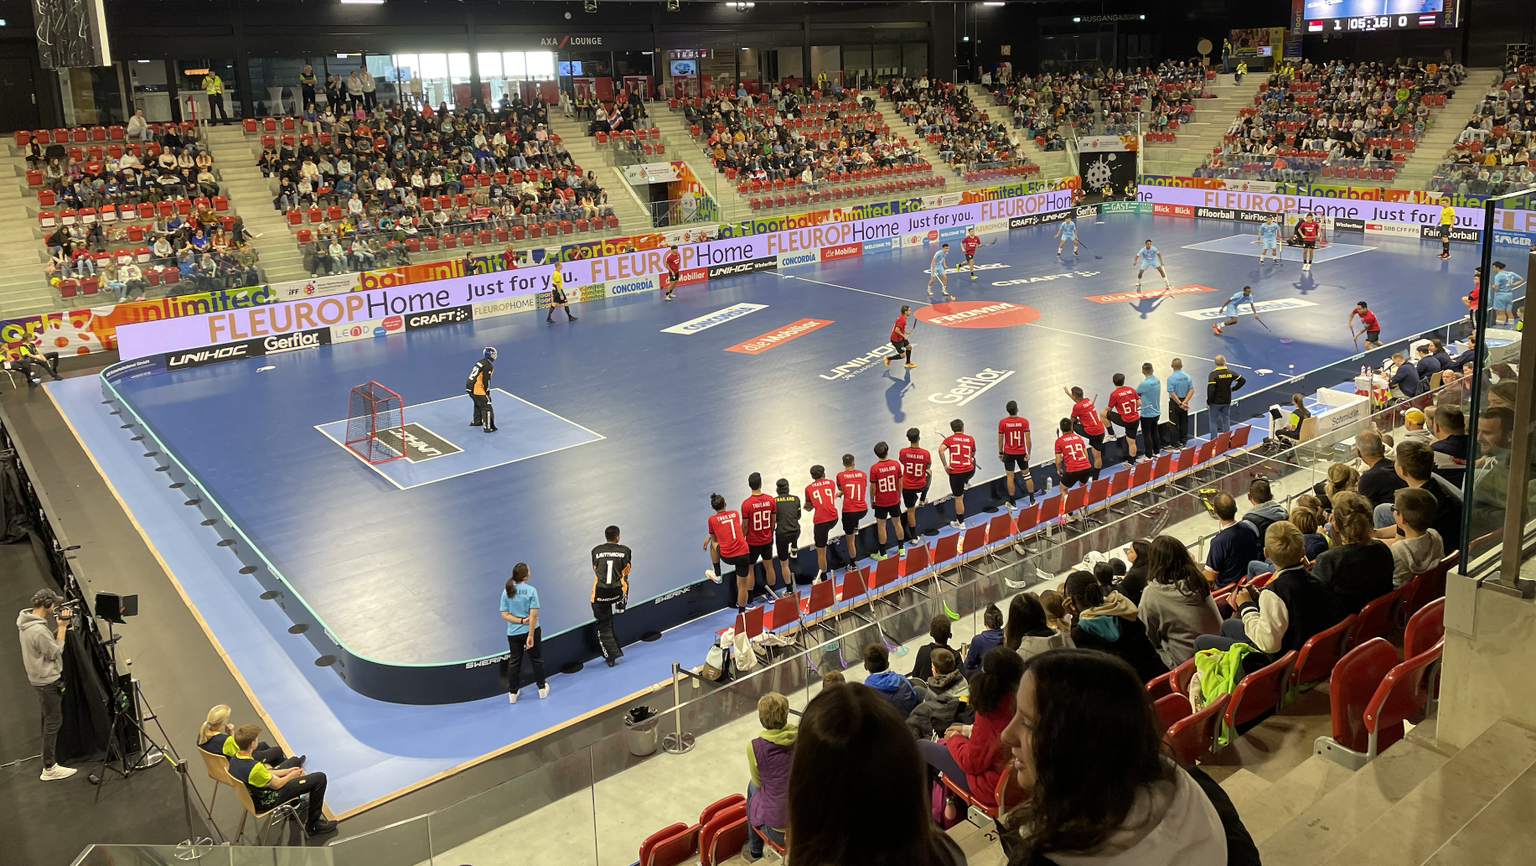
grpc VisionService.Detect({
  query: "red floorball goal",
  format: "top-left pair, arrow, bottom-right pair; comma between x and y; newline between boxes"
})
345,381 -> 405,464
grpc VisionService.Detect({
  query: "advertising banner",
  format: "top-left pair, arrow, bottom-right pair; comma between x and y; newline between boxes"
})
1,286 -> 278,356
115,188 -> 1076,360
1138,183 -> 1488,230
621,161 -> 682,185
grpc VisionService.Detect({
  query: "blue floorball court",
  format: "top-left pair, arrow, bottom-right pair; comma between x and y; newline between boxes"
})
51,211 -> 1511,810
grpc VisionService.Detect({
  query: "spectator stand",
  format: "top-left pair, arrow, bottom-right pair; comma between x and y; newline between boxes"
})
1195,60 -> 1476,188
1418,66 -> 1533,196
12,120 -> 268,310
879,76 -> 1039,183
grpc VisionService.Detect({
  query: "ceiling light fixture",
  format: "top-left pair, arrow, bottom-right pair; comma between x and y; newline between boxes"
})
339,0 -> 385,5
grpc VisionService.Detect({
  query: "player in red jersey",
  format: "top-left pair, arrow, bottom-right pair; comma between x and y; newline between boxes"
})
1350,300 -> 1383,349
997,400 -> 1035,509
662,245 -> 682,300
1463,267 -> 1481,324
1294,214 -> 1320,271
1054,417 -> 1095,491
704,493 -> 752,611
741,472 -> 784,602
898,427 -> 932,538
835,454 -> 868,575
1062,385 -> 1105,472
961,227 -> 982,280
939,418 -> 977,529
886,304 -> 916,368
803,465 -> 839,582
1105,372 -> 1143,467
868,441 -> 906,559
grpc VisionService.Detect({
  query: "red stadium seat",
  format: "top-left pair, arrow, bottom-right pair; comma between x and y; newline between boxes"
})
1314,638 -> 1398,769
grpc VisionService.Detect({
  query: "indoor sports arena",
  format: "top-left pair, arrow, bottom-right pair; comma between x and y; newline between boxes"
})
3,2 -> 1536,865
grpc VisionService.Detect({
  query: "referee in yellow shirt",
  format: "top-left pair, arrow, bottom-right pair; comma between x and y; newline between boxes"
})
1437,198 -> 1455,260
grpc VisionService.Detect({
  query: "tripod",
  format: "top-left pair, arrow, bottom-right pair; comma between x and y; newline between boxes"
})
86,621 -> 220,855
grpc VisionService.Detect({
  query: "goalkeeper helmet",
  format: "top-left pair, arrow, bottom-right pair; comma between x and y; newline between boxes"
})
484,347 -> 497,360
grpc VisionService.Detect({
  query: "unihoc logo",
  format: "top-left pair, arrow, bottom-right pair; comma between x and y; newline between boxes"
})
165,342 -> 251,368
661,303 -> 768,335
264,331 -> 322,353
928,368 -> 1016,406
821,242 -> 863,261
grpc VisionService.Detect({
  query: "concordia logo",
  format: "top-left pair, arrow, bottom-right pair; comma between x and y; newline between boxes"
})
661,303 -> 768,335
929,369 -> 1015,406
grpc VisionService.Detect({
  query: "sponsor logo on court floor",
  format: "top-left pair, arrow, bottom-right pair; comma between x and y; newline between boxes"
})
819,343 -> 899,381
375,422 -> 463,463
1084,284 -> 1218,304
916,301 -> 1041,329
1176,298 -> 1319,321
662,303 -> 768,335
725,318 -> 834,354
991,270 -> 1099,287
929,368 -> 1016,406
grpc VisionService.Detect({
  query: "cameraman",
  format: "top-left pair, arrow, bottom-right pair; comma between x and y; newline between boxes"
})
16,588 -> 76,781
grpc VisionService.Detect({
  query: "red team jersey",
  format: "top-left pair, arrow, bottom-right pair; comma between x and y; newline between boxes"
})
890,314 -> 908,342
836,469 -> 868,512
741,493 -> 777,546
1358,309 -> 1380,331
962,235 -> 981,256
999,416 -> 1031,455
708,510 -> 749,558
941,433 -> 977,472
1071,398 -> 1106,435
869,459 -> 903,507
1056,433 -> 1092,473
665,249 -> 682,272
899,446 -> 932,489
1108,386 -> 1141,422
805,478 -> 838,524
1298,220 -> 1320,242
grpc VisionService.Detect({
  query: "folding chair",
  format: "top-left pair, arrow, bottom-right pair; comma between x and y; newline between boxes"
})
1061,485 -> 1087,534
1082,477 -> 1111,527
1035,494 -> 1063,546
1009,502 -> 1041,556
928,533 -> 962,585
959,524 -> 988,575
839,567 -> 874,624
800,579 -> 840,644
1107,467 -> 1134,515
982,513 -> 1015,564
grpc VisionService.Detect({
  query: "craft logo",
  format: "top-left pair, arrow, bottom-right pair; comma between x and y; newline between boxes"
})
1176,298 -> 1319,321
405,305 -> 472,330
725,318 -> 833,355
917,301 -> 1041,329
992,271 -> 1099,287
164,338 -> 260,369
821,242 -> 863,261
707,257 -> 777,280
472,295 -> 537,319
1085,284 -> 1218,304
1009,209 -> 1071,229
661,303 -> 768,335
263,328 -> 329,354
606,275 -> 657,296
929,368 -> 1016,406
375,422 -> 463,463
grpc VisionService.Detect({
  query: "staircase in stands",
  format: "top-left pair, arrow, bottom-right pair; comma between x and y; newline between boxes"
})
1138,74 -> 1265,179
1390,67 -> 1503,193
543,112 -> 664,237
963,83 -> 1073,180
0,148 -> 53,314
201,124 -> 309,285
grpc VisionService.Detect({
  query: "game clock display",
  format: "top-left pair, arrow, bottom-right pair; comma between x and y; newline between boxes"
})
1297,0 -> 1459,33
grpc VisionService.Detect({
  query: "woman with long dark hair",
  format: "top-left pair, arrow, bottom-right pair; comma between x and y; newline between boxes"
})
1003,593 -> 1073,661
998,650 -> 1259,865
917,646 -> 1025,815
1138,535 -> 1222,667
788,684 -> 966,866
1276,393 -> 1310,446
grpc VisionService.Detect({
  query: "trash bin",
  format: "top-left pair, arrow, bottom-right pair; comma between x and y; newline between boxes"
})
624,705 -> 660,757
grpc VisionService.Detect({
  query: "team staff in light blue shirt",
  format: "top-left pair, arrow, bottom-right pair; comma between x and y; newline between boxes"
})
500,562 -> 548,704
1137,362 -> 1163,459
1166,358 -> 1193,448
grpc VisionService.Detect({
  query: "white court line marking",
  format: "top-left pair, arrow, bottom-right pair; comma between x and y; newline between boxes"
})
313,388 -> 606,491
782,273 -> 1253,369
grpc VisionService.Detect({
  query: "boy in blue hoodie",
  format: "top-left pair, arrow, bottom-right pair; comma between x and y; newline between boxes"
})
963,603 -> 1005,676
862,643 -> 931,718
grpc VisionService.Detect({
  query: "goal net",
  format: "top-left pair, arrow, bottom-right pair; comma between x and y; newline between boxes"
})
345,381 -> 405,465
1282,207 -> 1332,248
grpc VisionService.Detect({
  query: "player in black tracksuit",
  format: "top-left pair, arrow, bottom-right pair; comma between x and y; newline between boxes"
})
466,347 -> 498,432
590,525 -> 632,666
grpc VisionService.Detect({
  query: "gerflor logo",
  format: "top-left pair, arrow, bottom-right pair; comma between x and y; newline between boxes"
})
929,369 -> 1015,406
264,331 -> 322,353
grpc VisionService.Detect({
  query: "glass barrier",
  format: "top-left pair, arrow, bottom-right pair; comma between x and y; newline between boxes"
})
71,845 -> 335,866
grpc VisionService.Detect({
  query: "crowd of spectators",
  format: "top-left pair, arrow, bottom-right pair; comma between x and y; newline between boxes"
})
983,62 -> 1211,151
1203,58 -> 1466,181
684,85 -> 925,188
259,96 -> 617,275
28,119 -> 263,296
1428,67 -> 1536,197
886,77 -> 1023,173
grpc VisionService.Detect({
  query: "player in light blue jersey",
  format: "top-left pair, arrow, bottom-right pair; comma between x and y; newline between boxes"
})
1056,216 -> 1078,257
927,242 -> 953,298
1491,261 -> 1526,327
1133,239 -> 1171,292
1258,216 -> 1281,263
1213,285 -> 1257,336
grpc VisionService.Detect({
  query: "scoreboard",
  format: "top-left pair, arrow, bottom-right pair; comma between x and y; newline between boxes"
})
1296,0 -> 1460,34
